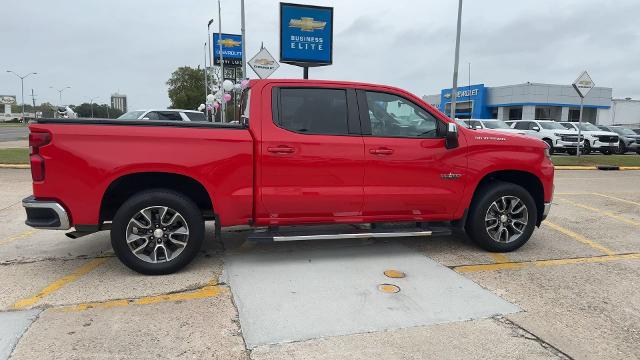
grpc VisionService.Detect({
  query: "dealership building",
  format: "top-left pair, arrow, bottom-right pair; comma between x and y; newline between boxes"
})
423,82 -> 640,127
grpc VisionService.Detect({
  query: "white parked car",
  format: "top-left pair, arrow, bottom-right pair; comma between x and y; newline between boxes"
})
461,119 -> 526,135
118,109 -> 207,122
506,120 -> 583,155
558,122 -> 619,155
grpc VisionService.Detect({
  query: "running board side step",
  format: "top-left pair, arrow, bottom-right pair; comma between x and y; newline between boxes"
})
247,226 -> 452,243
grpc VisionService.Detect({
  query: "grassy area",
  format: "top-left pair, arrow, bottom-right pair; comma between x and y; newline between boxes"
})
0,148 -> 29,164
552,154 -> 640,167
0,123 -> 26,127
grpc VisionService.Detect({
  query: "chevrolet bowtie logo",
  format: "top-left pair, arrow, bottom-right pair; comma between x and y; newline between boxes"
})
254,58 -> 275,66
218,38 -> 241,47
289,17 -> 326,32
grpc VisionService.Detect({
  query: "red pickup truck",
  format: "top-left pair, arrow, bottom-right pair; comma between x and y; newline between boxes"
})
23,79 -> 554,274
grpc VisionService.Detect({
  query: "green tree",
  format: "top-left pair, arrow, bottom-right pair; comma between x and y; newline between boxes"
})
71,103 -> 123,118
167,66 -> 206,110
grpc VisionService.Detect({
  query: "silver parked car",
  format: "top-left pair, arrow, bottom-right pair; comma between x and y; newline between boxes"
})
118,109 -> 207,122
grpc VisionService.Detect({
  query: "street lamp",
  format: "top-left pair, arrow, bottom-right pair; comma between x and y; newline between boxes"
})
449,0 -> 463,120
50,86 -> 71,107
6,70 -> 37,124
89,96 -> 100,118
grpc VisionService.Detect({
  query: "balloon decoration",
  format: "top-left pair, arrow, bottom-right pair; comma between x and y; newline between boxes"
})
223,93 -> 232,102
197,104 -> 205,111
222,80 -> 234,92
206,94 -> 215,104
241,79 -> 249,89
213,102 -> 220,109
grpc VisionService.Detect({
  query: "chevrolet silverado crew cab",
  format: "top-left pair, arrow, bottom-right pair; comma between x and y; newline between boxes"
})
23,79 -> 554,274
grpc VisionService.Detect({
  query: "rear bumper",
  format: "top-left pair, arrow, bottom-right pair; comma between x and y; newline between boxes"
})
22,196 -> 70,230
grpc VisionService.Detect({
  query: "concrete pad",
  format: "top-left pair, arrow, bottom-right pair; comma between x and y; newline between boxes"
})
0,309 -> 40,360
0,260 -> 88,310
0,169 -> 30,211
10,295 -> 248,360
224,242 -> 519,348
43,249 -> 223,306
466,260 -> 640,360
251,318 -> 561,360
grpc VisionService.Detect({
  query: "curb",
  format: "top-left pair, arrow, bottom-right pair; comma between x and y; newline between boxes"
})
554,165 -> 640,171
0,164 -> 29,169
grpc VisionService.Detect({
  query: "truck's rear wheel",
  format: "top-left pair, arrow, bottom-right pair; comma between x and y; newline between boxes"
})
466,181 -> 537,252
111,189 -> 204,275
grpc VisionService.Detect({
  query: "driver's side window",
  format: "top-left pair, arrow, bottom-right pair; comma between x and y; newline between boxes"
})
365,91 -> 440,138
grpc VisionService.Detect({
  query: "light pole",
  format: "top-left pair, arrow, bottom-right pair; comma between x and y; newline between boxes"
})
449,0 -> 463,120
218,0 -> 225,122
240,0 -> 246,78
89,96 -> 100,118
6,70 -> 37,123
50,86 -> 71,107
207,18 -> 214,121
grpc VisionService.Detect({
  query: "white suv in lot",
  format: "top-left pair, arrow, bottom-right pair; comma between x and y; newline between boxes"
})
506,120 -> 583,155
558,122 -> 619,155
458,119 -> 527,135
118,109 -> 207,122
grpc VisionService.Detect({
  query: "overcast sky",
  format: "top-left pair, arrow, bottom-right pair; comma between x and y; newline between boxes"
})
1,0 -> 639,109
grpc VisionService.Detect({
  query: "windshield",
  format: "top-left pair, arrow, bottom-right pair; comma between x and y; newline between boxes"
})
539,122 -> 566,130
576,123 -> 600,131
482,120 -> 510,129
118,111 -> 145,120
610,127 -> 636,136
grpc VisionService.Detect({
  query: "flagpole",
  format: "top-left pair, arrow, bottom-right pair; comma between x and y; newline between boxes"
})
218,0 -> 225,122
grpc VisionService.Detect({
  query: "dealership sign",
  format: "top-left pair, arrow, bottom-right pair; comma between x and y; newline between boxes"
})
280,3 -> 333,66
572,71 -> 594,98
249,47 -> 280,79
213,33 -> 243,67
0,95 -> 16,105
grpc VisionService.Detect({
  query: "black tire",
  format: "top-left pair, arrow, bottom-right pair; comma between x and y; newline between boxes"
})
618,142 -> 627,154
543,139 -> 554,155
567,149 -> 577,156
582,141 -> 591,155
465,181 -> 537,252
111,189 -> 205,275
601,149 -> 612,155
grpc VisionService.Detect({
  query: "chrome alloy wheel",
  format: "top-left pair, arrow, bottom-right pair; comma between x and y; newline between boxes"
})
484,196 -> 529,243
125,206 -> 189,263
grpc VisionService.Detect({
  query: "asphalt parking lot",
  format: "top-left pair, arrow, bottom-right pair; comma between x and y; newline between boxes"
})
0,169 -> 638,359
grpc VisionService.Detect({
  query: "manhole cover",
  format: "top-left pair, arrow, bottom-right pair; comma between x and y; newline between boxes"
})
378,284 -> 400,293
384,269 -> 406,278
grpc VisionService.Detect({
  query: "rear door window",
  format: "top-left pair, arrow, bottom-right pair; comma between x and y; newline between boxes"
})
514,122 -> 530,130
185,112 -> 206,121
157,111 -> 183,121
277,88 -> 349,135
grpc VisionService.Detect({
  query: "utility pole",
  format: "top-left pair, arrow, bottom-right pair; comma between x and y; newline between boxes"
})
30,89 -> 37,119
449,0 -> 463,120
207,19 -> 214,120
204,41 -> 209,119
240,0 -> 247,79
218,0 -> 226,122
6,70 -> 37,124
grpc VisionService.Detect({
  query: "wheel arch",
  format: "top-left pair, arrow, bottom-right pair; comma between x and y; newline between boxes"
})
100,172 -> 214,223
469,170 -> 545,227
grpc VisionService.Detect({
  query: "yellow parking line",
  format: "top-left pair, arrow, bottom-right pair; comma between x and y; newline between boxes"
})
544,221 -> 616,255
455,253 -> 640,273
592,193 -> 640,207
558,198 -> 640,228
0,229 -> 39,246
56,284 -> 227,312
488,253 -> 510,263
11,258 -> 109,309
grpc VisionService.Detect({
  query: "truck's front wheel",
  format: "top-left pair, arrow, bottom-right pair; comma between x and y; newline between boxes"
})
111,189 -> 204,275
466,182 -> 537,252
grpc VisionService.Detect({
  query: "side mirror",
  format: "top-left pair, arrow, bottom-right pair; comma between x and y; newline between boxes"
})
445,122 -> 459,149
531,126 -> 540,132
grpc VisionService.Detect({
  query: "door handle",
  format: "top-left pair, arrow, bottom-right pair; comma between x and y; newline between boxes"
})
267,145 -> 295,154
369,147 -> 394,155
